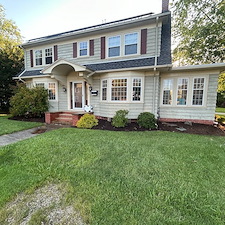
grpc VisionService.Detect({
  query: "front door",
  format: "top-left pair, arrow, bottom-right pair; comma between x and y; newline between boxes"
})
72,82 -> 84,109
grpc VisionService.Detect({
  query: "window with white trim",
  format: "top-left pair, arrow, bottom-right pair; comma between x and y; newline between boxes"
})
45,48 -> 53,64
35,82 -> 56,101
177,78 -> 188,105
48,83 -> 56,100
111,79 -> 127,101
163,79 -> 173,105
108,36 -> 120,57
34,47 -> 53,66
125,33 -> 138,55
132,78 -> 142,101
79,41 -> 88,56
35,50 -> 42,66
102,80 -> 107,101
192,78 -> 205,105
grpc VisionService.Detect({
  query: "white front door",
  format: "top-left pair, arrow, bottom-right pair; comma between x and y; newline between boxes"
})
72,81 -> 85,109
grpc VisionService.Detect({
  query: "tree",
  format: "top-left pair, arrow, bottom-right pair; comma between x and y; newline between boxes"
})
0,5 -> 23,113
172,0 -> 225,65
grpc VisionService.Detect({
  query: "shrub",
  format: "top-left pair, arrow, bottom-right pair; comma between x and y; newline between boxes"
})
137,112 -> 157,129
10,84 -> 49,118
76,113 -> 98,129
216,115 -> 225,124
112,110 -> 129,128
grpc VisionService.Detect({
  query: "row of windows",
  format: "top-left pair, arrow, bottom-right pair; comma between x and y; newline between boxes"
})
101,77 -> 142,102
35,48 -> 53,66
32,32 -> 139,67
162,77 -> 205,106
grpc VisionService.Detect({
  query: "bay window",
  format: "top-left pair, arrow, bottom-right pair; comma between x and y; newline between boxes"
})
102,80 -> 107,101
101,77 -> 143,102
132,78 -> 142,101
111,79 -> 127,101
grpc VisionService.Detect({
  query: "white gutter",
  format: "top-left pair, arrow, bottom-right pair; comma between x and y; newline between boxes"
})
153,16 -> 159,117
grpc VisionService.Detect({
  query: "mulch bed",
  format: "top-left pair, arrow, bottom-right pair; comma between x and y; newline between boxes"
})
9,116 -> 225,136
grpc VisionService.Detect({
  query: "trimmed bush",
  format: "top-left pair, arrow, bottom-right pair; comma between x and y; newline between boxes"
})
10,84 -> 49,118
137,112 -> 157,129
216,115 -> 225,124
76,113 -> 98,129
112,110 -> 129,128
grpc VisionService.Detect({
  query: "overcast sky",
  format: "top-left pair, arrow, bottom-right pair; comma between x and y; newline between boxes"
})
1,0 -> 162,42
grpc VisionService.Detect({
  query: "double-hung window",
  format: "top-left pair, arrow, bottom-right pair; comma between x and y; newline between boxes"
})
35,47 -> 53,66
177,78 -> 188,105
48,83 -> 56,100
163,79 -> 173,105
192,78 -> 205,105
102,80 -> 107,101
108,36 -> 120,57
79,41 -> 88,56
35,82 -> 56,101
132,78 -> 142,101
125,33 -> 138,55
35,50 -> 42,66
45,48 -> 53,64
111,79 -> 127,101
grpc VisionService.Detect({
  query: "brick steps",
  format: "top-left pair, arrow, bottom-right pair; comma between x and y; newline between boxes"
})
46,111 -> 83,126
54,113 -> 73,125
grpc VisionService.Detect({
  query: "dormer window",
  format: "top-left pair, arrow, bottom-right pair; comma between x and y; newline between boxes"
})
79,41 -> 88,56
125,33 -> 138,55
108,36 -> 120,57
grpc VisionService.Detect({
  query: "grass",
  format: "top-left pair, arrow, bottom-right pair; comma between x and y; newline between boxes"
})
216,107 -> 225,113
0,129 -> 225,224
0,115 -> 42,135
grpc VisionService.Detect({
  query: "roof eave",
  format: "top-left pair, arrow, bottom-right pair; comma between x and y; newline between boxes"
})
21,11 -> 171,48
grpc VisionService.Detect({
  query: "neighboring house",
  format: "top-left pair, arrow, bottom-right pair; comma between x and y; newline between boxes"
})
14,0 -> 225,125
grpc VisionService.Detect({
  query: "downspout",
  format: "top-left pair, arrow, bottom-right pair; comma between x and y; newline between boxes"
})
153,16 -> 159,117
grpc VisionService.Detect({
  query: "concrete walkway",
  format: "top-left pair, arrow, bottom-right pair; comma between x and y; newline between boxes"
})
0,124 -> 71,147
0,128 -> 39,147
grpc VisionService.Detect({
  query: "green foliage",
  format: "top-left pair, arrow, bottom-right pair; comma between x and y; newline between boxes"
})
0,5 -> 23,113
172,0 -> 225,65
217,92 -> 225,107
76,113 -> 98,129
111,110 -> 129,128
10,84 -> 49,118
216,115 -> 225,124
137,112 -> 157,129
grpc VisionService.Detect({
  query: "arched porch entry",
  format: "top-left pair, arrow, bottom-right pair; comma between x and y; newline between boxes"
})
42,59 -> 93,111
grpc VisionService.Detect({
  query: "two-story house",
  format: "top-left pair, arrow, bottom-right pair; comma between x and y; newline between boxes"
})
15,0 -> 225,125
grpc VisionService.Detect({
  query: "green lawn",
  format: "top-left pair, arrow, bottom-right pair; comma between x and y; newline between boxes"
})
0,129 -> 225,224
0,116 -> 42,135
216,107 -> 225,113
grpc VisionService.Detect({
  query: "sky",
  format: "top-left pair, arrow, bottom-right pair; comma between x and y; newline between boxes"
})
0,0 -> 162,42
